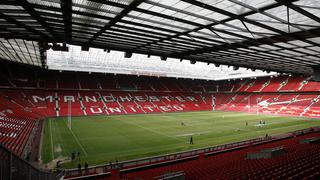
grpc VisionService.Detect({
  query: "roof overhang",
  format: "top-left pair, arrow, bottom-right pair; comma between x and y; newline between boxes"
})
0,0 -> 320,74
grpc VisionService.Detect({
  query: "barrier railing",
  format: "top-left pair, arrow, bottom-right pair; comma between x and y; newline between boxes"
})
63,126 -> 320,179
0,144 -> 63,180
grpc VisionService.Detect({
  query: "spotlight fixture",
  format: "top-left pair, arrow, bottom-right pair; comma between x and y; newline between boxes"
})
60,44 -> 68,52
124,52 -> 132,58
52,43 -> 68,51
104,49 -> 111,53
160,56 -> 167,61
51,43 -> 60,51
81,46 -> 89,51
41,43 -> 52,50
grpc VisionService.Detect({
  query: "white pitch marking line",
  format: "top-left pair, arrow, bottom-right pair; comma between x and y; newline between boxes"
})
63,119 -> 88,156
49,119 -> 54,160
119,118 -> 185,142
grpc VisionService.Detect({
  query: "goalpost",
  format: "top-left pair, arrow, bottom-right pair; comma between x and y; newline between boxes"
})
248,95 -> 251,113
212,95 -> 215,111
68,100 -> 72,130
256,98 -> 262,115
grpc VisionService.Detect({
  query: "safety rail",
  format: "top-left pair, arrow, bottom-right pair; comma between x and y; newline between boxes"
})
63,126 -> 320,179
0,144 -> 63,180
154,171 -> 185,180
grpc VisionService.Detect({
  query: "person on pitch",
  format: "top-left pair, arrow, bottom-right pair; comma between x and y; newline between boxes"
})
190,136 -> 194,144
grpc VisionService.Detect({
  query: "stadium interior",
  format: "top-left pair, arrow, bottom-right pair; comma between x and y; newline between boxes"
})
1,0 -> 320,180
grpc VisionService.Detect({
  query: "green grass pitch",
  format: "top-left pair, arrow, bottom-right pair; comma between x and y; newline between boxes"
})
41,111 -> 320,168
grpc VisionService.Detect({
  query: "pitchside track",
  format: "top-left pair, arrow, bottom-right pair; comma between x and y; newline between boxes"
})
41,111 -> 320,168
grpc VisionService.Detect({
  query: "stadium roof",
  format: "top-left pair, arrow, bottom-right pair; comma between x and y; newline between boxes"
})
0,38 -> 43,66
47,44 -> 276,80
0,0 -> 320,75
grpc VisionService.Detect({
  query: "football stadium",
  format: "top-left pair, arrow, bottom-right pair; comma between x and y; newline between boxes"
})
1,0 -> 320,180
